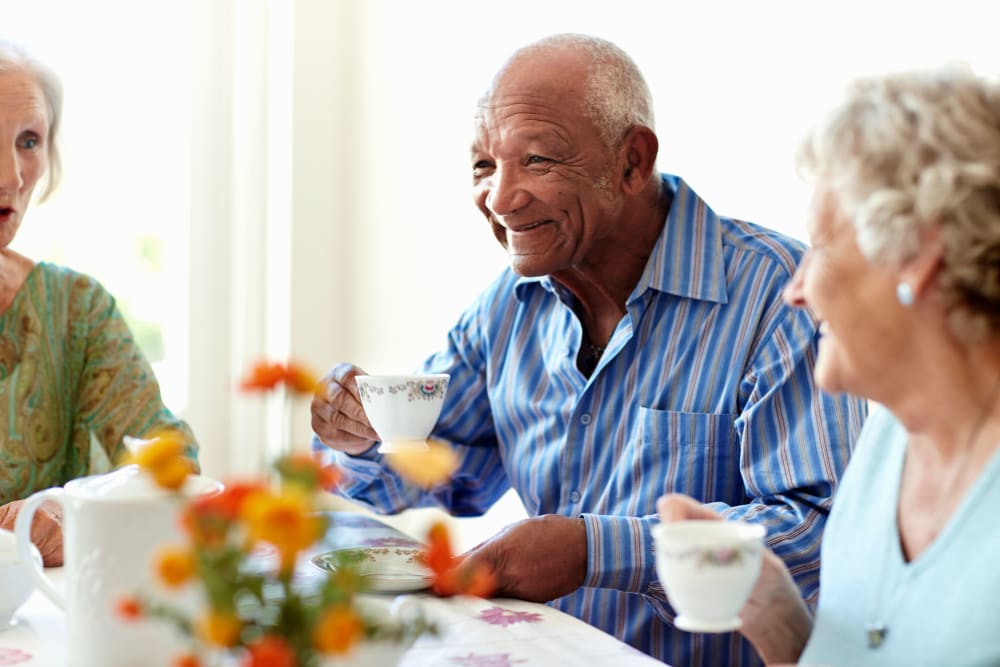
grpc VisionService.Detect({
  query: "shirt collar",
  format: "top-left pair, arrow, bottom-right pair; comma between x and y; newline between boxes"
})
512,173 -> 728,305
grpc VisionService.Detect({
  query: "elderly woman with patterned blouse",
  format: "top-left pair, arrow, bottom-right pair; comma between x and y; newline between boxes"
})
659,66 -> 1000,666
0,40 -> 198,565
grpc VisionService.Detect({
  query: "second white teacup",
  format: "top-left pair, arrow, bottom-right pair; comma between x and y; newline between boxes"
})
652,519 -> 765,633
356,373 -> 449,453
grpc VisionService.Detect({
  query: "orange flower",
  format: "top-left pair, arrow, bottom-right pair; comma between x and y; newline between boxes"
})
239,361 -> 286,392
312,606 -> 364,655
243,635 -> 296,667
240,359 -> 319,396
173,653 -> 203,667
182,480 -> 266,546
195,609 -> 243,648
154,545 -> 196,588
283,361 -> 319,395
115,596 -> 143,622
242,488 -> 326,572
275,453 -> 341,492
128,429 -> 194,490
423,522 -> 496,598
384,439 -> 459,489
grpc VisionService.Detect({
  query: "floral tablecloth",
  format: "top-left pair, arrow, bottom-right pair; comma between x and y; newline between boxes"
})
0,513 -> 667,666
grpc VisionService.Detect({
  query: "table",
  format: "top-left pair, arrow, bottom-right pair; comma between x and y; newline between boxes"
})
1,573 -> 663,666
0,513 -> 667,666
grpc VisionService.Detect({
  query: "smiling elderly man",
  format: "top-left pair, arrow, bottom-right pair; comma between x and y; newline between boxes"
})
311,33 -> 866,666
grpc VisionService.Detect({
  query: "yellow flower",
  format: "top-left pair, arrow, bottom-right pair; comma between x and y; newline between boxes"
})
154,545 -> 196,588
241,489 -> 325,572
385,438 -> 459,489
128,429 -> 194,490
312,606 -> 364,655
195,609 -> 243,648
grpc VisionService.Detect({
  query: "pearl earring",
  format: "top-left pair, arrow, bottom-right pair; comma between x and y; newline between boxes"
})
896,282 -> 915,307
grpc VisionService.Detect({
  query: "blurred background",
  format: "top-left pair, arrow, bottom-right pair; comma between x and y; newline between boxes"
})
4,0 -> 994,547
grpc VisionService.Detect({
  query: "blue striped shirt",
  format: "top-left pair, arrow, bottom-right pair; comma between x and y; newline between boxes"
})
316,174 -> 867,666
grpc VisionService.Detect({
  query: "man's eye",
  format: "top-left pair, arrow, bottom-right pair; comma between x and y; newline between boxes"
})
473,160 -> 493,171
526,155 -> 549,165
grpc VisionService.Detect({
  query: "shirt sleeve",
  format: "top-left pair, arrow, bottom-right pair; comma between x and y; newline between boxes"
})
315,283 -> 511,517
582,304 -> 867,614
75,281 -> 199,470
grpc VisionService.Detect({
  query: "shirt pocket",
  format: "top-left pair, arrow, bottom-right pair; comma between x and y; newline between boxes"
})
614,408 -> 740,506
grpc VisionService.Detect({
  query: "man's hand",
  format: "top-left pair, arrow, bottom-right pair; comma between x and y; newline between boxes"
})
0,498 -> 64,566
310,362 -> 380,455
458,514 -> 587,603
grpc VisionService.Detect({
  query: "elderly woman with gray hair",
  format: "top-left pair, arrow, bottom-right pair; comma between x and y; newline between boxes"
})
659,66 -> 1000,666
0,39 -> 198,565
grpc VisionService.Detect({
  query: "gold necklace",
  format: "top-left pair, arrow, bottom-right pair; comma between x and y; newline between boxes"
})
865,374 -> 1000,649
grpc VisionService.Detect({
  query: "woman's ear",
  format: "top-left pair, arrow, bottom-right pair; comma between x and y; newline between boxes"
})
619,126 -> 659,195
899,226 -> 944,299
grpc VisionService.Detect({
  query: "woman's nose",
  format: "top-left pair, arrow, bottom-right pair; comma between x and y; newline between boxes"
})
0,150 -> 23,194
484,165 -> 530,216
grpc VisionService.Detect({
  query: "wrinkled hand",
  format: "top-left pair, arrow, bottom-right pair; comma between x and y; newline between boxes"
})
0,498 -> 64,567
458,514 -> 587,603
657,493 -> 811,664
310,363 -> 380,455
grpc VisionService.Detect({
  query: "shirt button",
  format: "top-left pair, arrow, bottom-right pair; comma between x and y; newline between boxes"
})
580,413 -> 592,425
569,491 -> 581,503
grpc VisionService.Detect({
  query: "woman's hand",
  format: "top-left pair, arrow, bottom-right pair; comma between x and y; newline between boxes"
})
656,493 -> 812,665
0,498 -> 64,566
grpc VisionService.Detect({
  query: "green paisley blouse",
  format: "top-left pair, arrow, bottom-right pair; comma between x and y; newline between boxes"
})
0,263 -> 198,502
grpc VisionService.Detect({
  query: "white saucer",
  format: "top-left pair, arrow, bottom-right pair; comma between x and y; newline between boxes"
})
675,615 -> 742,633
311,546 -> 432,593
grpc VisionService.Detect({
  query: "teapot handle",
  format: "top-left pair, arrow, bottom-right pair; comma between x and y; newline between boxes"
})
14,488 -> 67,611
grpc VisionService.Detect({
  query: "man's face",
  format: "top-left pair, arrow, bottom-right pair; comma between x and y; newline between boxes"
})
470,55 -> 623,278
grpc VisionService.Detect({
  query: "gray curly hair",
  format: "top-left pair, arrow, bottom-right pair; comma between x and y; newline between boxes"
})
0,39 -> 63,202
798,67 -> 1000,341
508,33 -> 655,149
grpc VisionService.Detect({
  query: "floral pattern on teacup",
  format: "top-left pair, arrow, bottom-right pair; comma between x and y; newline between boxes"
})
665,545 -> 755,568
358,378 -> 448,403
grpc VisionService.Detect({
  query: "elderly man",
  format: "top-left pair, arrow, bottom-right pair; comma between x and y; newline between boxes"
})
312,33 -> 866,666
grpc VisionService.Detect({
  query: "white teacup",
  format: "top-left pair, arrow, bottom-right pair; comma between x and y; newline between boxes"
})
356,373 -> 449,453
15,465 -> 222,667
652,520 -> 765,633
0,528 -> 41,630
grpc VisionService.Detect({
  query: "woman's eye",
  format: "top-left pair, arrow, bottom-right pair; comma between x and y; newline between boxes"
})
18,133 -> 40,150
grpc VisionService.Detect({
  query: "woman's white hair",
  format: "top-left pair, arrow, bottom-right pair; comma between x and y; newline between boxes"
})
799,66 -> 1000,341
0,39 -> 63,202
516,33 -> 655,148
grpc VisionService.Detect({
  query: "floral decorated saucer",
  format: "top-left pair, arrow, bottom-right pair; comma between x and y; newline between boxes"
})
311,546 -> 432,593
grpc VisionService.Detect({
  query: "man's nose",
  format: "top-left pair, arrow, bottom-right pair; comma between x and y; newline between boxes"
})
485,165 -> 530,216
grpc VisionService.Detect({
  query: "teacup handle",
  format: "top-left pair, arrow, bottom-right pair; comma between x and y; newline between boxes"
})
14,488 -> 67,611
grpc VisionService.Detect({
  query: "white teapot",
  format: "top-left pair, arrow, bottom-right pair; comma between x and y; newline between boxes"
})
15,464 -> 222,667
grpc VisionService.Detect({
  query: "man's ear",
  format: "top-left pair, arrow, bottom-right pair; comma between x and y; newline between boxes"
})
899,226 -> 944,299
619,126 -> 659,195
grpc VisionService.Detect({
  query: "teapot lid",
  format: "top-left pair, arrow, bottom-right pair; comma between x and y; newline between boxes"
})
65,464 -> 222,501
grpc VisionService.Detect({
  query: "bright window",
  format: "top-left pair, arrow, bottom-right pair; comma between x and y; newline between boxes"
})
8,1 -> 192,413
